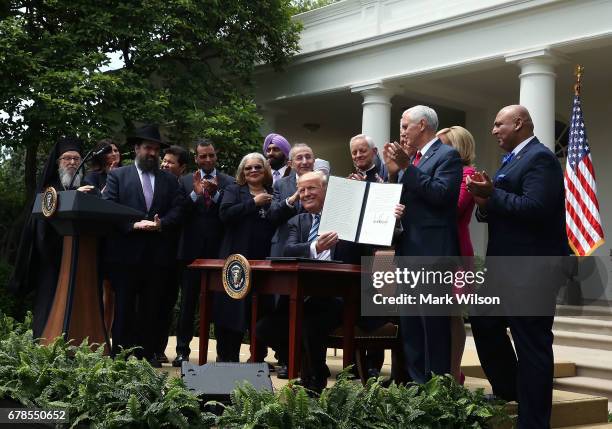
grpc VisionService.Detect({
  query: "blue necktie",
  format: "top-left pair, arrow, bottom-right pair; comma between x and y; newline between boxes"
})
501,152 -> 514,167
308,214 -> 320,242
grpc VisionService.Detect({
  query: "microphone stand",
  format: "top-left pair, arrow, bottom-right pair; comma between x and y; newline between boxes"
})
68,146 -> 111,189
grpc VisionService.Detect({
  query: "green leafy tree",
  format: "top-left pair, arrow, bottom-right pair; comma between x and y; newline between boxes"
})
291,0 -> 339,14
0,0 -> 301,263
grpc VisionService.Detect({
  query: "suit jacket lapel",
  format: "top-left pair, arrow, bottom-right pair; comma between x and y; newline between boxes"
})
497,137 -> 539,177
150,170 -> 164,214
131,165 -> 148,212
184,173 -> 195,193
417,139 -> 441,170
301,213 -> 312,243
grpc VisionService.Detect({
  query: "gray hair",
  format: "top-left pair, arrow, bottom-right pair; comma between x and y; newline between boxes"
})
288,143 -> 313,160
349,134 -> 375,149
235,152 -> 273,186
402,105 -> 439,132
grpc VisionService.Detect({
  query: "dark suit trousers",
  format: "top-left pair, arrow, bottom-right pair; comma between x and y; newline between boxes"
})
176,265 -> 199,356
153,262 -> 181,355
215,325 -> 244,362
109,264 -> 168,360
470,315 -> 554,429
399,315 -> 451,383
257,297 -> 342,379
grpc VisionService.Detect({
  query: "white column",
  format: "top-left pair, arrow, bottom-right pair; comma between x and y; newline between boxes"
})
351,81 -> 392,153
506,48 -> 561,152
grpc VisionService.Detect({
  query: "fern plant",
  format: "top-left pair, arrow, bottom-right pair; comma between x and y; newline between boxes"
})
0,312 -> 216,428
0,312 -> 509,428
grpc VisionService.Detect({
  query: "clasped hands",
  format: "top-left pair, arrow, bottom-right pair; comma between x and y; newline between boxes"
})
193,171 -> 218,196
347,172 -> 384,183
382,142 -> 413,176
134,214 -> 162,231
466,170 -> 493,207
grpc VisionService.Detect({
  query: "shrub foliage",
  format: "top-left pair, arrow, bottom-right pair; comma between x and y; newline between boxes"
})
0,313 -> 508,428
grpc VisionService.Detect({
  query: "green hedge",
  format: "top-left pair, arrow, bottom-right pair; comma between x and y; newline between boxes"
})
0,313 -> 509,428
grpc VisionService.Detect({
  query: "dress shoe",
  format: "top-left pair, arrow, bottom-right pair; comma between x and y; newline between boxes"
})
172,354 -> 189,368
276,364 -> 288,379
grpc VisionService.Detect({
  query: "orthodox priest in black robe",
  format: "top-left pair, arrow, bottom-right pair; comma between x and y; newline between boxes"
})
8,136 -> 93,338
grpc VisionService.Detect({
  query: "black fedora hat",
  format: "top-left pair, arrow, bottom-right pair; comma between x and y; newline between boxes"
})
127,124 -> 168,148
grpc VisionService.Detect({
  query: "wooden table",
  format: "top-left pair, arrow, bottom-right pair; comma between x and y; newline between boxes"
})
190,259 -> 361,379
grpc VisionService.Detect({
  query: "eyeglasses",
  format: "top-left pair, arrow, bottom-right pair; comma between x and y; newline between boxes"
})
59,156 -> 82,163
244,165 -> 263,171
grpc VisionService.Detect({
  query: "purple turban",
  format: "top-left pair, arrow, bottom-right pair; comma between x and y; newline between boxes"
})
263,133 -> 291,158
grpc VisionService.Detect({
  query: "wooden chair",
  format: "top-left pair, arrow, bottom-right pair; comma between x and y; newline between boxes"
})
328,321 -> 403,384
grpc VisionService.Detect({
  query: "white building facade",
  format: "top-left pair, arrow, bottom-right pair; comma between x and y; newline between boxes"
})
254,0 -> 612,301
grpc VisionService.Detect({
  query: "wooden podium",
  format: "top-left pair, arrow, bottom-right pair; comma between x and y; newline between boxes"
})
190,259 -> 361,379
32,190 -> 143,350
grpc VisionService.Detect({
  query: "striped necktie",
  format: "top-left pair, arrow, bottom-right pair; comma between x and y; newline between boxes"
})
308,214 -> 320,242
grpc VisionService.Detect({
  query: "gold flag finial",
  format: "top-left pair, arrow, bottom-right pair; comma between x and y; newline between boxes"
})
574,65 -> 584,96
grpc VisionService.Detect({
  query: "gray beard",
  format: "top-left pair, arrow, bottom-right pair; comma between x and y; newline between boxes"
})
58,168 -> 82,189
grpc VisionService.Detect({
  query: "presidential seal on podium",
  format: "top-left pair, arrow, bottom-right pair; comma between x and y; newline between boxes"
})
41,186 -> 58,218
222,254 -> 251,299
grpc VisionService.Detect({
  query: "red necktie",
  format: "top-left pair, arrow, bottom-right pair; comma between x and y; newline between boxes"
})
203,174 -> 213,208
412,151 -> 422,167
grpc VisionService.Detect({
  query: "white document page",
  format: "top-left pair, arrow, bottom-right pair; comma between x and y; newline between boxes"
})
357,182 -> 403,246
319,176 -> 366,241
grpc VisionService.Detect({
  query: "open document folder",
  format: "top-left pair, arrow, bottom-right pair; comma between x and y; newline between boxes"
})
318,176 -> 402,246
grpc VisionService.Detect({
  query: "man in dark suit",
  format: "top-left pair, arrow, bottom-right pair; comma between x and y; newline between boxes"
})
264,144 -> 316,376
260,171 -> 403,391
102,125 -> 184,365
151,144 -> 189,364
268,171 -> 354,392
269,143 -> 315,257
467,105 -> 567,429
172,138 -> 234,366
383,105 -> 463,383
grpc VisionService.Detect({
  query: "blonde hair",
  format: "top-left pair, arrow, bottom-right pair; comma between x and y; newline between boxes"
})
297,170 -> 327,188
437,126 -> 476,166
235,152 -> 273,186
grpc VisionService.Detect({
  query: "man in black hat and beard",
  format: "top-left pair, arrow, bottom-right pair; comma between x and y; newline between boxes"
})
102,124 -> 184,365
9,136 -> 95,338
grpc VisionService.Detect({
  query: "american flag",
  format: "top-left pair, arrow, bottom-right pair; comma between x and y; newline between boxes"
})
564,94 -> 605,256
